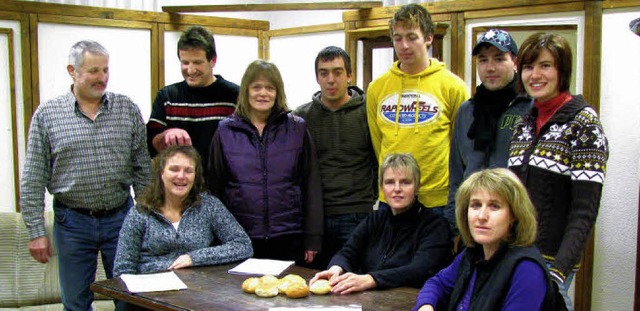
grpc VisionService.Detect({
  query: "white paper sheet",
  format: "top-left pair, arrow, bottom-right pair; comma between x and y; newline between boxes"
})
227,258 -> 295,276
120,271 -> 188,293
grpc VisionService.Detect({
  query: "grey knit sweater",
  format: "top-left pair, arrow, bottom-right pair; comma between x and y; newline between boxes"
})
114,193 -> 252,276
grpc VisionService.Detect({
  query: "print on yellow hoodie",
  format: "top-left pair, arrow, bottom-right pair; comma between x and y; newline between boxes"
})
367,58 -> 469,208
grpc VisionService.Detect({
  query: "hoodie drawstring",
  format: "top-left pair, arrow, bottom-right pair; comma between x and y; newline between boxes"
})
414,76 -> 421,133
394,76 -> 403,136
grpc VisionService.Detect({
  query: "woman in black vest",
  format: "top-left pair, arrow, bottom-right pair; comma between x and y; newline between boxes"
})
413,168 -> 563,311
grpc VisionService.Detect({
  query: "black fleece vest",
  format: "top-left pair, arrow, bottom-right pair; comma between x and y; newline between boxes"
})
448,245 -> 565,311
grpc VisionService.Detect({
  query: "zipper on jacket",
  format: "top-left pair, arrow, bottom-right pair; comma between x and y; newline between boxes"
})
258,134 -> 269,240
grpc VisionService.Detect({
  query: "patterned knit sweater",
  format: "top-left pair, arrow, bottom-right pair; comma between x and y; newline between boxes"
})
508,95 -> 608,283
114,193 -> 252,276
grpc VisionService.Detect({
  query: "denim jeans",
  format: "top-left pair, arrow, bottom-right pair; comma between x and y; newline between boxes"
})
311,212 -> 369,269
53,196 -> 132,311
546,261 -> 575,311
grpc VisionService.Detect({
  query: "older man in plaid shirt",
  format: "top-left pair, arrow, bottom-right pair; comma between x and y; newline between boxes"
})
20,40 -> 150,311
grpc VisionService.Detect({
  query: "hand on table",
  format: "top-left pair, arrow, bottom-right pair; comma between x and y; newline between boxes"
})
329,272 -> 376,295
168,254 -> 192,270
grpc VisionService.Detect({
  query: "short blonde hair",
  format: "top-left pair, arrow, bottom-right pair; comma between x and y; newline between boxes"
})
235,59 -> 288,120
379,153 -> 420,190
455,168 -> 537,248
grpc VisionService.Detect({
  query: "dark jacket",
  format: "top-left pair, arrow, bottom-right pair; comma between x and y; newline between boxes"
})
209,112 -> 323,251
329,200 -> 452,289
294,86 -> 377,215
508,95 -> 609,282
448,245 -> 562,311
447,95 -> 532,233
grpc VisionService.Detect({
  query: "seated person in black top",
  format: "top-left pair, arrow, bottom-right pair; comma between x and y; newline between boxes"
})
309,153 -> 452,294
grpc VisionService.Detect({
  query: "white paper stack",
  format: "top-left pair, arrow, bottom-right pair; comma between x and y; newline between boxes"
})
227,258 -> 295,276
120,271 -> 188,293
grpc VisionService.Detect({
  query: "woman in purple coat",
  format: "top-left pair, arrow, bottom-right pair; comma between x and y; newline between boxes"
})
413,168 -> 564,311
208,60 -> 323,266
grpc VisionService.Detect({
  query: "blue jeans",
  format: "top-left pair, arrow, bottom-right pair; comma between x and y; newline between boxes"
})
311,212 -> 369,269
546,261 -> 575,311
53,197 -> 132,311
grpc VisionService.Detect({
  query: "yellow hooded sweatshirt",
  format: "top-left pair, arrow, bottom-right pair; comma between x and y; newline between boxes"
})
366,59 -> 469,208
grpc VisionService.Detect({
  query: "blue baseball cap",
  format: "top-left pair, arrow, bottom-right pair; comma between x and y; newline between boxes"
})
472,29 -> 518,56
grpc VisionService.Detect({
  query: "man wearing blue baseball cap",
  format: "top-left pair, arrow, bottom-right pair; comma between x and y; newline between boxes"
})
445,29 -> 533,234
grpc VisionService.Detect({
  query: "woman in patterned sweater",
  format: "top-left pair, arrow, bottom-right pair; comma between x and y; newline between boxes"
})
114,145 -> 252,277
508,32 -> 609,311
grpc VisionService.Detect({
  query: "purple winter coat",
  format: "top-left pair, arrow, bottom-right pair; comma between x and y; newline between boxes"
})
208,111 -> 323,251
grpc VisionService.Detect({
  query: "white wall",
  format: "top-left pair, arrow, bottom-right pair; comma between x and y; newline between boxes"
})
0,20 -> 25,213
0,28 -> 17,212
594,8 -> 640,310
270,31 -> 345,109
38,23 -> 152,120
163,31 -> 258,88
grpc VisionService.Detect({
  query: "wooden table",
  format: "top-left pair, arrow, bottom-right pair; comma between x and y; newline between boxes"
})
91,263 -> 419,310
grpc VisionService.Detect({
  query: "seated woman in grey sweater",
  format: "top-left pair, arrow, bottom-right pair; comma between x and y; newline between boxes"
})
114,145 -> 252,277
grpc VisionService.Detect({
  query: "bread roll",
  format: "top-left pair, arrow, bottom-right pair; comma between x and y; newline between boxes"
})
278,274 -> 307,294
309,279 -> 332,295
255,275 -> 279,298
241,277 -> 259,294
285,282 -> 309,299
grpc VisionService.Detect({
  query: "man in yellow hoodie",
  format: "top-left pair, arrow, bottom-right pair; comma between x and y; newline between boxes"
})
367,3 -> 469,213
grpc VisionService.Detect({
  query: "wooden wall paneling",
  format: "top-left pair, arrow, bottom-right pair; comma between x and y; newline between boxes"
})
20,12 -> 32,140
28,13 -> 38,118
603,0 -> 640,9
464,2 -> 584,19
341,0 -> 580,22
150,22 -> 159,103
268,23 -> 344,37
162,1 -> 383,13
574,2 -> 603,311
344,21 -> 358,86
37,14 -> 154,29
450,12 -> 465,79
582,0 -> 602,112
259,30 -> 269,60
157,24 -> 166,91
0,1 -> 266,30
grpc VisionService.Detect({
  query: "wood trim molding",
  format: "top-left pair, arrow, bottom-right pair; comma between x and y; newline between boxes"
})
342,0 -> 579,22
603,0 -> 640,9
450,12 -> 465,78
268,23 -> 344,37
28,13 -> 38,120
150,23 -> 159,103
3,1 -> 268,30
37,13 -> 153,29
162,1 -> 382,13
259,30 -> 269,60
574,3 -> 602,309
463,2 -> 584,19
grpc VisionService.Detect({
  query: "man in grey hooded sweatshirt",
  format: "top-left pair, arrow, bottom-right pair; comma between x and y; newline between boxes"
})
295,46 -> 377,269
